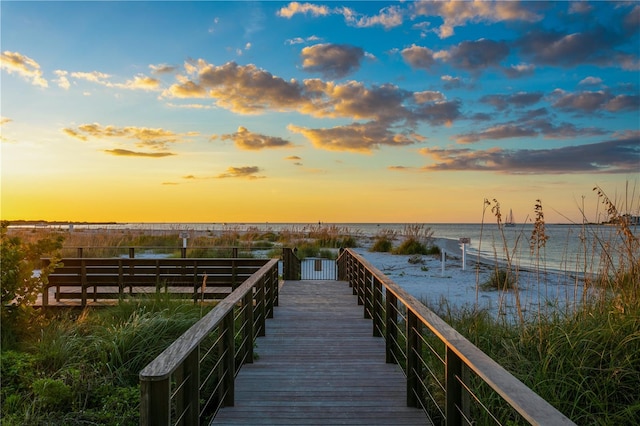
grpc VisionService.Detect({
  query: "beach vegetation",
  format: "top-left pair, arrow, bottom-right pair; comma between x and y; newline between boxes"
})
422,187 -> 639,424
1,297 -> 212,425
481,267 -> 516,291
392,224 -> 439,256
370,228 -> 396,252
1,221 -> 64,347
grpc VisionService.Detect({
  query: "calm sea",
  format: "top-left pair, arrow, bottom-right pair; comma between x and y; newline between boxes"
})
16,222 -> 636,275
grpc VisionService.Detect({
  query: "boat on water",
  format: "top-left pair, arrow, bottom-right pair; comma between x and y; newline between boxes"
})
505,209 -> 515,227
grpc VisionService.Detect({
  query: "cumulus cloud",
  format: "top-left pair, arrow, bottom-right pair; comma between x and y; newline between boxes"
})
437,39 -> 510,72
216,166 -> 265,179
579,76 -> 603,86
221,126 -> 294,150
162,60 -> 462,136
516,27 -> 638,70
122,74 -> 161,91
551,89 -> 640,113
441,75 -> 467,90
1,51 -> 48,87
277,2 -> 329,18
54,70 -> 71,89
411,1 -> 542,38
418,135 -> 639,174
401,45 -> 437,70
339,4 -> 403,29
278,2 -> 403,30
300,43 -> 366,78
288,121 -> 421,153
164,60 -> 305,113
503,63 -> 535,78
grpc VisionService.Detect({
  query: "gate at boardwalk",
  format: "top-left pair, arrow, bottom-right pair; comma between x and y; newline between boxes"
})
282,248 -> 337,280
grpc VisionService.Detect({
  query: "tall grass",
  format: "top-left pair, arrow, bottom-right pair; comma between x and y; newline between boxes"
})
429,187 -> 640,424
1,296 -> 212,425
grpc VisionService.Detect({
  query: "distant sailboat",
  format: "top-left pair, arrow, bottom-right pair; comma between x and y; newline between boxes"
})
505,209 -> 515,227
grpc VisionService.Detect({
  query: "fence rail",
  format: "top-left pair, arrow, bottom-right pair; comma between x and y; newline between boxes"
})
139,258 -> 279,425
337,248 -> 575,426
42,257 -> 270,306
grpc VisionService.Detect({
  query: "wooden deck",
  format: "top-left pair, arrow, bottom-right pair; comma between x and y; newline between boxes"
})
212,280 -> 430,425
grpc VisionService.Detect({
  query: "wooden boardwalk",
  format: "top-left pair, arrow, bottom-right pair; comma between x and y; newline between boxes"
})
213,280 -> 430,425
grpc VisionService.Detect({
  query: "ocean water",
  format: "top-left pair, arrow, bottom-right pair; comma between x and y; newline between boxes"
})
16,222 -> 636,275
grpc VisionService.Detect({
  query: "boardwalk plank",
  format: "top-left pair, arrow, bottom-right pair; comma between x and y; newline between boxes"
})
213,280 -> 430,425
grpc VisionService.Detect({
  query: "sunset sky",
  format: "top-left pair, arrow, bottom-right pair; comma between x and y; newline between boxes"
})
1,1 -> 638,224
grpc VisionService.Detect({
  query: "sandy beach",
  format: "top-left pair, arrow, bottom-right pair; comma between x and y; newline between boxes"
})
355,237 -> 585,322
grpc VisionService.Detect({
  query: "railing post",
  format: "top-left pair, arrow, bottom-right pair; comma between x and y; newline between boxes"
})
77,247 -> 83,258
372,277 -> 382,337
446,346 -> 463,426
257,275 -> 266,336
176,349 -> 199,425
243,292 -> 254,362
407,310 -> 421,407
80,259 -> 87,306
363,271 -> 372,319
140,377 -> 170,425
222,311 -> 235,406
385,292 -> 398,364
129,247 -> 135,258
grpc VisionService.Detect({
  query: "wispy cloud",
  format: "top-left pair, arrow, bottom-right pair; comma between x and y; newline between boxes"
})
104,149 -> 175,158
216,166 -> 265,179
63,123 -> 197,153
1,51 -> 48,87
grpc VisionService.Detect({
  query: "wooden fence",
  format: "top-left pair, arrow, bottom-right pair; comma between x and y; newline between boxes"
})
139,259 -> 280,425
42,257 -> 270,306
337,248 -> 575,426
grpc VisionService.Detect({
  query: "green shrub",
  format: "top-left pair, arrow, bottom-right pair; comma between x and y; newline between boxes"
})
393,237 -> 428,255
371,236 -> 393,252
32,378 -> 72,408
481,268 -> 516,290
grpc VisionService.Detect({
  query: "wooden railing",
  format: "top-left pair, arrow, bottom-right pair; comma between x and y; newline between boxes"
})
337,248 -> 575,426
139,258 -> 279,425
42,257 -> 270,306
61,246 -> 260,259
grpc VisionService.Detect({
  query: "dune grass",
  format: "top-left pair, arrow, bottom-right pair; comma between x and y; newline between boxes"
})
1,296 -> 213,425
424,188 -> 640,424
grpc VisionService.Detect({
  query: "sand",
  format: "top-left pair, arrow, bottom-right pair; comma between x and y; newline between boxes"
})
354,237 -> 585,322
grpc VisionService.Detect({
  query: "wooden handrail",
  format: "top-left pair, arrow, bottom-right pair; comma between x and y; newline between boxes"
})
139,259 -> 279,425
337,248 -> 575,426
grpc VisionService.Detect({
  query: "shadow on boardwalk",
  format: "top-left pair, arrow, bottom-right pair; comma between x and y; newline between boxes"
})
213,280 -> 430,425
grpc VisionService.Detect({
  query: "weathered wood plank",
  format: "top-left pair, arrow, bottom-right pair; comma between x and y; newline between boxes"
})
213,280 -> 430,425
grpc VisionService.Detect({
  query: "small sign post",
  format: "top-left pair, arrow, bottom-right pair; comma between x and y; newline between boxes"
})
459,237 -> 471,270
180,232 -> 190,258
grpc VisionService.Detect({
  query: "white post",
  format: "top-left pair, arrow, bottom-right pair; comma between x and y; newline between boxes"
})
441,250 -> 446,276
461,243 -> 467,271
458,237 -> 470,271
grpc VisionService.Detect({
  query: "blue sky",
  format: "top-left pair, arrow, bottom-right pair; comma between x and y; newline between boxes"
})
1,1 -> 639,223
